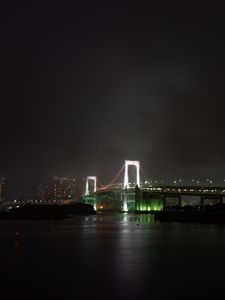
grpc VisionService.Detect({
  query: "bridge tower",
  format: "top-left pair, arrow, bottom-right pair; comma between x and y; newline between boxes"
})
84,176 -> 97,210
84,176 -> 97,196
123,160 -> 140,189
123,160 -> 140,211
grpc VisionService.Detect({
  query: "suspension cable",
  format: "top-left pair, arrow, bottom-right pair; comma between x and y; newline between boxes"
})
98,164 -> 125,190
140,165 -> 151,182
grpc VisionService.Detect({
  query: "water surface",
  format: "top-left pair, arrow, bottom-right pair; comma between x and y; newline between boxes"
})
1,213 -> 225,299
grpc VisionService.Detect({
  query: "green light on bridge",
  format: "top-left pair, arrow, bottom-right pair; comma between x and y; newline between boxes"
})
137,198 -> 163,212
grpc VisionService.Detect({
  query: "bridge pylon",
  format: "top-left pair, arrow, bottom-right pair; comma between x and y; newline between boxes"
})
123,160 -> 140,211
123,160 -> 140,189
84,176 -> 97,196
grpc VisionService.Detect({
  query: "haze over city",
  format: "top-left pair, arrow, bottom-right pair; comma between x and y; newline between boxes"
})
1,2 -> 225,199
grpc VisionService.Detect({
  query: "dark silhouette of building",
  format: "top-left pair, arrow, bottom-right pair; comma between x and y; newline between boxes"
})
0,178 -> 7,206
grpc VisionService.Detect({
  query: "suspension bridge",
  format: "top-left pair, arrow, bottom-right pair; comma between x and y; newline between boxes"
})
81,160 -> 225,212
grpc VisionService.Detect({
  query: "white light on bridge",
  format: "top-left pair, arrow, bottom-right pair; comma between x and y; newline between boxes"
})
84,176 -> 97,196
123,160 -> 140,189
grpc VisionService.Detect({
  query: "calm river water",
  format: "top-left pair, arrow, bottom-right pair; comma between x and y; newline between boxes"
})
1,213 -> 225,299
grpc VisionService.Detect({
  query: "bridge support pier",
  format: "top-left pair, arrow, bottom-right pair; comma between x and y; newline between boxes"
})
123,192 -> 128,212
163,195 -> 166,211
200,196 -> 223,209
200,196 -> 205,211
163,194 -> 181,210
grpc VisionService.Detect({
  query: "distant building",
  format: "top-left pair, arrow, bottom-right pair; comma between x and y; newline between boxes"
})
38,177 -> 76,204
0,178 -> 7,206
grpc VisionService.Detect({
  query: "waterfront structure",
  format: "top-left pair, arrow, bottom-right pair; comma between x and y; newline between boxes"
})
80,160 -> 225,213
82,160 -> 140,212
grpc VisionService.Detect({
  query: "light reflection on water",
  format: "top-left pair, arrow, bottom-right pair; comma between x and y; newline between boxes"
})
83,212 -> 154,225
1,213 -> 225,299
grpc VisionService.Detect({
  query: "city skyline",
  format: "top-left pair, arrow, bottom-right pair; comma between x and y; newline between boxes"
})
2,165 -> 225,201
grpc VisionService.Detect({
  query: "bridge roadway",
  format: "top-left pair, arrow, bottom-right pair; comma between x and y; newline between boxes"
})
97,185 -> 225,198
96,185 -> 225,211
141,186 -> 225,199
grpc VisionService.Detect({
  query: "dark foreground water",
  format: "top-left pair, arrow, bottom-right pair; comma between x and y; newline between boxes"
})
1,213 -> 225,300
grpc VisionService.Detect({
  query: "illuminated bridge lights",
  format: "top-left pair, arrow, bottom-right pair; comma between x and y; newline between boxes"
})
135,198 -> 163,212
123,160 -> 140,189
80,160 -> 225,213
84,176 -> 97,196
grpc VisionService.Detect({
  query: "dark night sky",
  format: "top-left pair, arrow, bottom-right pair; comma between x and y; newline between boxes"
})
1,1 -> 225,198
